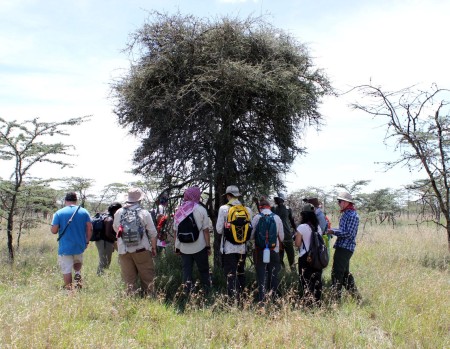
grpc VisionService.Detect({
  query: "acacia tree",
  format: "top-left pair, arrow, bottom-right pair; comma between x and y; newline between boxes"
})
112,12 -> 331,265
0,116 -> 89,261
352,84 -> 450,250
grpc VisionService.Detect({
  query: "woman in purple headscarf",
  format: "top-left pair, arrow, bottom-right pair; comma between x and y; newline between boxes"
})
174,187 -> 211,295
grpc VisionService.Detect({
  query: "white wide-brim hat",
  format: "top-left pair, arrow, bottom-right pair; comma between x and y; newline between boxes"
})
337,192 -> 354,203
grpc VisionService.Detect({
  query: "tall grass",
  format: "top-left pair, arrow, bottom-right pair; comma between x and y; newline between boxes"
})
0,221 -> 448,348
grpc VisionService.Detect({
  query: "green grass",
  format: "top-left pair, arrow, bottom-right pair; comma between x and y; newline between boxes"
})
0,222 -> 448,348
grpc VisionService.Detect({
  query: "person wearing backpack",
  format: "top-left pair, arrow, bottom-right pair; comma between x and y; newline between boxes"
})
174,186 -> 211,295
113,188 -> 157,296
326,192 -> 362,303
216,185 -> 253,301
51,192 -> 92,290
250,198 -> 284,303
272,192 -> 297,271
294,203 -> 324,306
94,202 -> 122,275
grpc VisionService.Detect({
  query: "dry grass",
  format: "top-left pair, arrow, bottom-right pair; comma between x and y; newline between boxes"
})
0,220 -> 448,348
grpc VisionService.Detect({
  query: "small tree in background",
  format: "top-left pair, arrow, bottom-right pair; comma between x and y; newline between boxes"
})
352,84 -> 450,250
0,116 -> 89,261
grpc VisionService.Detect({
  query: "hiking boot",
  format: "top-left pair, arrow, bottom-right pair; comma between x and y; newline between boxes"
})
74,274 -> 82,290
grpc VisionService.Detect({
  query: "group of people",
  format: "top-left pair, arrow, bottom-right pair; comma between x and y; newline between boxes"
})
50,185 -> 361,305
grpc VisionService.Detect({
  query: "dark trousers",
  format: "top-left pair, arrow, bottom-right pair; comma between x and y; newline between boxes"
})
279,240 -> 295,270
331,247 -> 359,301
181,247 -> 211,294
254,250 -> 281,302
222,253 -> 246,299
298,254 -> 323,305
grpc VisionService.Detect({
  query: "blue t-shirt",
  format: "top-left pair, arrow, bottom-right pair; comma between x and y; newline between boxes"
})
52,205 -> 91,255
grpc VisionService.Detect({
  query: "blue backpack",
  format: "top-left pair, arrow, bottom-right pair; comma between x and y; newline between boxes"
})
255,213 -> 277,249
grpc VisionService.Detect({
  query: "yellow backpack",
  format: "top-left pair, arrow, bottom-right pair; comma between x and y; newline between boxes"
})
224,204 -> 252,244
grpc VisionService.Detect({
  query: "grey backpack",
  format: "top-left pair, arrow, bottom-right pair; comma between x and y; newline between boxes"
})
120,207 -> 144,247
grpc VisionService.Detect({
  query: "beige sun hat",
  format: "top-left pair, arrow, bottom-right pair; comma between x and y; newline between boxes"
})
336,192 -> 354,203
127,188 -> 145,203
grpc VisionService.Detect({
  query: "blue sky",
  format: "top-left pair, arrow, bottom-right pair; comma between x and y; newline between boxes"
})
1,0 -> 449,195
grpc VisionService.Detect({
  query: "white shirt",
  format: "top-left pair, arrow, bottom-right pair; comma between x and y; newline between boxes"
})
296,223 -> 323,257
113,203 -> 157,255
174,204 -> 210,254
250,208 -> 284,252
216,199 -> 253,254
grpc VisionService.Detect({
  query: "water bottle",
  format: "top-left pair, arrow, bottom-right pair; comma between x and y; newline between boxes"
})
263,244 -> 270,263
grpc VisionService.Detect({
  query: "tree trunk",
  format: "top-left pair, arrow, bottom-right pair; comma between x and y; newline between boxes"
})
7,216 -> 14,262
213,180 -> 226,270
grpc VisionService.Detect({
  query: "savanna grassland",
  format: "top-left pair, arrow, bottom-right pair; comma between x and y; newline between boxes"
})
0,220 -> 448,349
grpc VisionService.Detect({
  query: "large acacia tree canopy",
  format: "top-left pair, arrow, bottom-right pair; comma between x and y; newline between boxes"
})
112,12 -> 331,197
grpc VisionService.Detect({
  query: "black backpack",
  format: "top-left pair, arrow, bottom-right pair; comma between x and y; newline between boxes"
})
304,225 -> 329,270
177,213 -> 200,243
90,213 -> 109,242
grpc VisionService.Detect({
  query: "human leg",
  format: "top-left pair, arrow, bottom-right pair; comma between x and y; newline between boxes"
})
331,247 -> 353,301
134,251 -> 155,296
254,251 -> 267,302
95,240 -> 114,275
192,247 -> 211,293
283,240 -> 296,271
181,252 -> 195,294
223,253 -> 239,298
119,253 -> 139,294
236,254 -> 246,297
267,251 -> 281,300
279,248 -> 286,268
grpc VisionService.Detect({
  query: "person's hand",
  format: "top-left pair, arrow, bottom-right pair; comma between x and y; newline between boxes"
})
175,248 -> 181,255
326,229 -> 334,235
151,246 -> 157,257
206,246 -> 211,256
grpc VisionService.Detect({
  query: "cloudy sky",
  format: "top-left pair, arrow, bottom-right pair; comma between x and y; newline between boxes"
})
1,0 -> 449,196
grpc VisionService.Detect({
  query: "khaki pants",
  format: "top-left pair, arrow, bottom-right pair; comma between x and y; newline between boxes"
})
119,250 -> 155,295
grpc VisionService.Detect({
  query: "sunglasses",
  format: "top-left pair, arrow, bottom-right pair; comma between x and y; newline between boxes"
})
337,199 -> 343,204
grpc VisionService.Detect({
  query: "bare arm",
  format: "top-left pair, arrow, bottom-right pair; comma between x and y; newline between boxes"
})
294,231 -> 303,249
203,228 -> 211,255
86,222 -> 93,242
50,225 -> 59,235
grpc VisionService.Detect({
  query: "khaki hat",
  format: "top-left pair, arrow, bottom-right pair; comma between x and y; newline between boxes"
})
337,192 -> 354,203
224,185 -> 241,197
127,188 -> 145,203
301,203 -> 315,213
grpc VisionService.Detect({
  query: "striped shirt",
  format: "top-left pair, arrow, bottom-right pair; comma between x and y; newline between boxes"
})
331,209 -> 359,252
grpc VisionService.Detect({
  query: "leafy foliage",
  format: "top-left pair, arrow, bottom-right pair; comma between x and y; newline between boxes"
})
0,116 -> 89,260
112,12 -> 331,208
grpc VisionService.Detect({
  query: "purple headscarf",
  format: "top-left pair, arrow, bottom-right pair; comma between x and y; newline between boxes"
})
174,187 -> 201,225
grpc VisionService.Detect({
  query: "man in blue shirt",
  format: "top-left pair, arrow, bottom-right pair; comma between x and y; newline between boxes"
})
51,192 -> 92,290
327,192 -> 361,302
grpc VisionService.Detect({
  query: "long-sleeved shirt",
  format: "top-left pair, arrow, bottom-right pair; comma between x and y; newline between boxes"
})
271,204 -> 296,242
174,203 -> 210,254
216,199 -> 252,254
113,203 -> 157,254
331,209 -> 359,252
